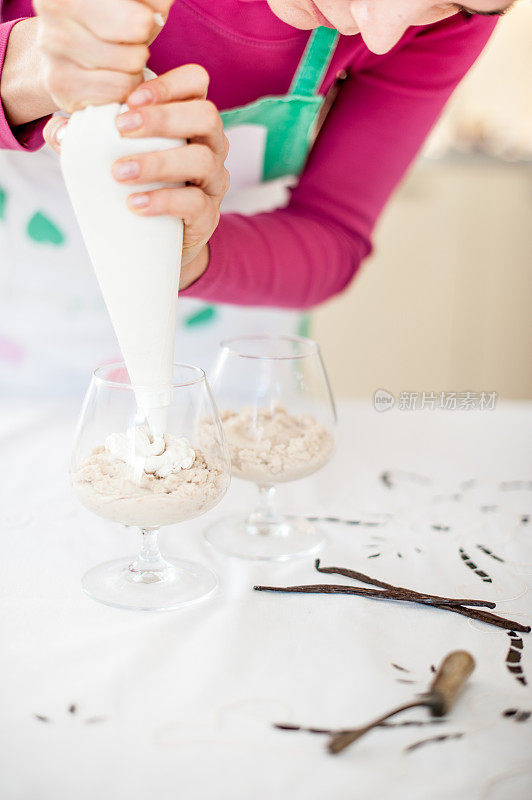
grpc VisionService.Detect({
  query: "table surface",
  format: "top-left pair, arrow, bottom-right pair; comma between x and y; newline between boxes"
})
1,397 -> 531,800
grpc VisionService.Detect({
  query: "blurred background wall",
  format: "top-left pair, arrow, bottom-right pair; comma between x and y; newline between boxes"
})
312,0 -> 532,400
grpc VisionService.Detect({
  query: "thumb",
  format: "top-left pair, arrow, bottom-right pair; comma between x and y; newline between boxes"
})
43,116 -> 69,154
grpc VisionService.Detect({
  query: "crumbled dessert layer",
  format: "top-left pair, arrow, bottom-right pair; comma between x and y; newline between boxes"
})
220,405 -> 334,484
73,445 -> 228,527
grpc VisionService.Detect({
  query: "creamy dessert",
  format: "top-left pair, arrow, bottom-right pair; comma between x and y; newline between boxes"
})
73,427 -> 228,528
218,404 -> 334,484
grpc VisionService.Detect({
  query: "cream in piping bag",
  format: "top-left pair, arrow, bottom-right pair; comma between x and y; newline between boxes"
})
60,70 -> 183,437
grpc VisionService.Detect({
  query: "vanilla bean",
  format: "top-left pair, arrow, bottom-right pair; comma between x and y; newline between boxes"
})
253,584 -> 530,633
441,605 -> 530,633
254,583 -> 483,608
255,558 -> 530,632
314,560 -> 494,609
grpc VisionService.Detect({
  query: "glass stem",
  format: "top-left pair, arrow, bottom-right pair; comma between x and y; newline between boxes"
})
128,528 -> 171,583
246,485 -> 285,535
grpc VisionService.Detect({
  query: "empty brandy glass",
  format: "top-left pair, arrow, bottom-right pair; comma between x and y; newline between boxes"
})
71,362 -> 230,610
204,336 -> 336,560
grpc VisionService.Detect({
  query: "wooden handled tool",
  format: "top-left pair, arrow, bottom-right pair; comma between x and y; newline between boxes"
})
329,650 -> 475,755
425,650 -> 475,716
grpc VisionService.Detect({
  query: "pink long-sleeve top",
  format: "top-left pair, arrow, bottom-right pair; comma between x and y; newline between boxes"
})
0,1 -> 496,309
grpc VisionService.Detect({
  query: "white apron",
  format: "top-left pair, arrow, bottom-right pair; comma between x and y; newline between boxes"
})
0,27 -> 337,398
0,143 -> 302,398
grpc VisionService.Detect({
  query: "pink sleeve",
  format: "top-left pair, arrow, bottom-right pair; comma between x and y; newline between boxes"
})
183,15 -> 497,310
0,18 -> 49,151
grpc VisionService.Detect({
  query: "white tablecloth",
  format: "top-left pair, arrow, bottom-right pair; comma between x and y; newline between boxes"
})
1,398 -> 531,800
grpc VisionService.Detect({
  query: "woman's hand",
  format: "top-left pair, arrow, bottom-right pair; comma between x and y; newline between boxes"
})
34,0 -> 173,113
45,64 -> 229,274
110,65 -> 230,268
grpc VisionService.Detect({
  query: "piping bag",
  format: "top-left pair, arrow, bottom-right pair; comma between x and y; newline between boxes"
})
60,64 -> 184,438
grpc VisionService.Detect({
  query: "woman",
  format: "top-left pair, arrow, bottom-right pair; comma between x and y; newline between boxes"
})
0,1 -> 504,393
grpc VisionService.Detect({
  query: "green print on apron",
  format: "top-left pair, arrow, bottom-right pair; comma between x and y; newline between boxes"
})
221,25 -> 339,182
184,24 -> 339,338
0,27 -> 337,396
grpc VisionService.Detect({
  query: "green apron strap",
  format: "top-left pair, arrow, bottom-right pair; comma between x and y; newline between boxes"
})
288,26 -> 340,98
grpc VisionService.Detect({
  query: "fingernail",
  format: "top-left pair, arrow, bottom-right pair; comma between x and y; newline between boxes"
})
129,193 -> 150,209
112,160 -> 140,180
128,88 -> 153,107
116,112 -> 142,133
56,123 -> 66,143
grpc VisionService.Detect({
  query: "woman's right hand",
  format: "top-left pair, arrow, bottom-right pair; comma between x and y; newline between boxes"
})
34,0 -> 173,113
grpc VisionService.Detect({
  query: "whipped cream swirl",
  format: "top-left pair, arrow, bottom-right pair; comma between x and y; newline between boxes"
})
105,426 -> 195,479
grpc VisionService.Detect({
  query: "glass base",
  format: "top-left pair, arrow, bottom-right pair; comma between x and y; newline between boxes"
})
82,556 -> 218,611
204,515 -> 326,561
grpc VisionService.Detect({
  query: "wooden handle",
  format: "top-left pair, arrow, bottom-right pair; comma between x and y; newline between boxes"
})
429,651 -> 475,716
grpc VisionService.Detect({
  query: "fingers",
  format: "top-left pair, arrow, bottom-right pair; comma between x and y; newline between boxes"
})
112,143 -> 230,196
112,63 -> 229,256
35,0 -> 157,45
126,185 -> 220,229
127,185 -> 220,266
44,59 -> 142,112
116,99 -> 225,153
142,0 -> 175,43
35,0 -> 175,113
38,17 -> 149,73
127,64 -> 210,107
43,116 -> 69,153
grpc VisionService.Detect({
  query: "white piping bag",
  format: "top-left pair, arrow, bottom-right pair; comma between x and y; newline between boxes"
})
60,69 -> 184,437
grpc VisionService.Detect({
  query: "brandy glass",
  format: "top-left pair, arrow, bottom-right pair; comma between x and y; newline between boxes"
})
204,336 -> 336,560
71,362 -> 230,610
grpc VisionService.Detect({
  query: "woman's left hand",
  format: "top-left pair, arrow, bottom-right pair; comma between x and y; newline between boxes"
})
45,64 -> 230,271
